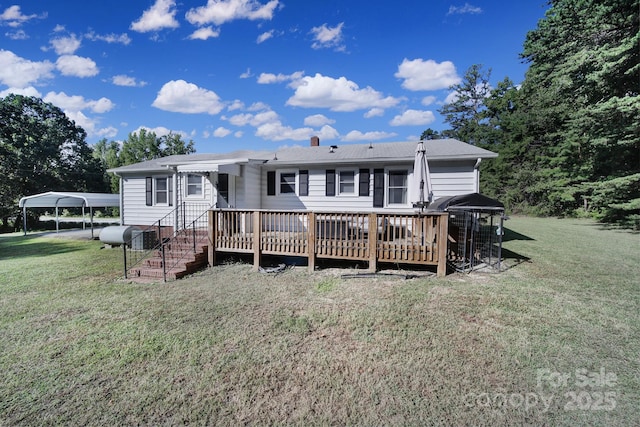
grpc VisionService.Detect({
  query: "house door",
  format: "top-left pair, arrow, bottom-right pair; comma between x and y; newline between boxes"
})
217,173 -> 235,208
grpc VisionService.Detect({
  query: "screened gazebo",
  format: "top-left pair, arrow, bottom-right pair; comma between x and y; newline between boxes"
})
18,192 -> 120,238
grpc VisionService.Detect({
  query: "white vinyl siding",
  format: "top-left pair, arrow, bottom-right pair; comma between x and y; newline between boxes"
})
122,174 -> 175,225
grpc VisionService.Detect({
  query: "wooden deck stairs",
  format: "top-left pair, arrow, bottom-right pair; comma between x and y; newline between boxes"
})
128,229 -> 209,281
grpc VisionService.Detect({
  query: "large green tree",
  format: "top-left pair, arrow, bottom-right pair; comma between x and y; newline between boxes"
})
94,130 -> 196,193
519,0 -> 640,225
438,64 -> 496,145
0,94 -> 108,230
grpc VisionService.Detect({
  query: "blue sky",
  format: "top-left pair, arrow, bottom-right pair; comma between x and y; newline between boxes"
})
0,1 -> 548,153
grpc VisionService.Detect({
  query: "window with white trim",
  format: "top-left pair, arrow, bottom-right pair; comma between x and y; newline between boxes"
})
338,170 -> 355,195
154,176 -> 173,206
387,170 -> 408,205
186,174 -> 204,197
280,172 -> 296,194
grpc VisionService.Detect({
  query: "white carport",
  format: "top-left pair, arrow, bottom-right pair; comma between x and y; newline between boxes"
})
18,191 -> 120,238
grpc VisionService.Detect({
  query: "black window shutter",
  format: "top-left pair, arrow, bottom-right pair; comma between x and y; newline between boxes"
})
359,169 -> 370,197
168,176 -> 173,206
326,169 -> 335,196
299,170 -> 308,196
373,169 -> 384,207
267,171 -> 276,196
145,177 -> 153,206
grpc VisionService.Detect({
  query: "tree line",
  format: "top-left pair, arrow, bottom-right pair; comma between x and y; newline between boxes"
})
423,0 -> 639,228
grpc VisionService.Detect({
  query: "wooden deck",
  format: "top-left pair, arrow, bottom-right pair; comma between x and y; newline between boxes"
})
208,209 -> 449,276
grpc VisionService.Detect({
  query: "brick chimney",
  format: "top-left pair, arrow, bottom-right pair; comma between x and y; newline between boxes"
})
310,136 -> 320,147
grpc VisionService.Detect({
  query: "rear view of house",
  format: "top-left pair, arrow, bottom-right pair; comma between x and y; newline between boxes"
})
109,137 -> 497,227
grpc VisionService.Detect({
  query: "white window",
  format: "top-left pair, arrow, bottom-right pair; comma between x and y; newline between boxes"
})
154,176 -> 173,205
338,170 -> 355,195
279,172 -> 296,194
186,174 -> 204,197
387,170 -> 408,205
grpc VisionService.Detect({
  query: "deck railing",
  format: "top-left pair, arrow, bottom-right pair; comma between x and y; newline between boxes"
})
209,209 -> 449,276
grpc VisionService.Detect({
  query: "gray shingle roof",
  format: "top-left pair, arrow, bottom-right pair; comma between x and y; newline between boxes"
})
108,139 -> 496,173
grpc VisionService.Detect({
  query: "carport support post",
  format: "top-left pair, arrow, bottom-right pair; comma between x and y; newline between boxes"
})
23,206 -> 27,236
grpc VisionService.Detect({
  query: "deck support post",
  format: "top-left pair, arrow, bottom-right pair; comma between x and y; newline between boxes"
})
437,213 -> 449,277
368,213 -> 378,272
307,212 -> 316,272
208,210 -> 217,267
252,211 -> 261,271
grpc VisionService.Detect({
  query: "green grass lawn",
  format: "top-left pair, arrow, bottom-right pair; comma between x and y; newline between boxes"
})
1,217 -> 638,425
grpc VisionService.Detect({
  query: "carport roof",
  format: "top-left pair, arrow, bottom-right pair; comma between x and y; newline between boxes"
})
19,191 -> 120,208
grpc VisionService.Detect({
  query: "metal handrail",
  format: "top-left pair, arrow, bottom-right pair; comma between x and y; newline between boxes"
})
161,208 -> 211,279
123,202 -> 210,279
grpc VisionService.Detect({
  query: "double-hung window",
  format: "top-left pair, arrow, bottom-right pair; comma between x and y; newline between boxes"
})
280,172 -> 296,194
338,171 -> 355,195
186,174 -> 204,198
148,176 -> 173,206
387,170 -> 408,205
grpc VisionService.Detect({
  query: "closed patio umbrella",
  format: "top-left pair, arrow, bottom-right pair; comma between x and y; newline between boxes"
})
412,140 -> 433,211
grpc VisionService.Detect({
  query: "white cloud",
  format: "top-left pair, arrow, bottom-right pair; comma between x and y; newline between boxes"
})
257,71 -> 304,84
130,0 -> 180,33
447,3 -> 483,15
50,34 -> 81,55
422,95 -> 437,106
310,22 -> 345,51
257,30 -> 273,43
96,126 -> 118,138
186,0 -> 279,26
85,31 -> 132,45
239,68 -> 252,79
227,109 -> 278,126
389,109 -> 435,126
255,122 -> 338,142
0,86 -> 42,98
6,30 -> 28,40
304,114 -> 334,127
443,90 -> 459,104
56,55 -> 99,77
395,58 -> 460,91
0,5 -> 45,28
341,130 -> 397,142
364,108 -> 384,118
188,26 -> 220,40
43,91 -> 115,114
247,101 -> 270,111
286,73 -> 400,112
112,74 -> 147,87
213,127 -> 232,137
152,79 -> 224,114
0,50 -> 54,87
227,99 -> 245,110
234,130 -> 243,138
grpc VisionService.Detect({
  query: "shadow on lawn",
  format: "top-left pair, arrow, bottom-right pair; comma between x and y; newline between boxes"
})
499,227 -> 533,269
0,234 -> 87,260
502,227 -> 535,242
